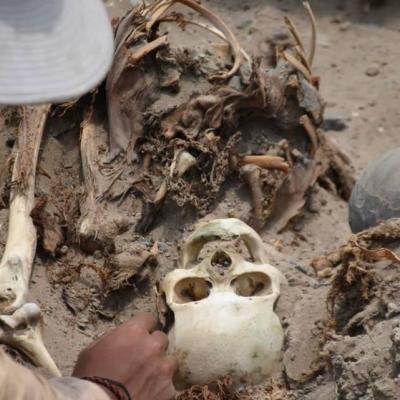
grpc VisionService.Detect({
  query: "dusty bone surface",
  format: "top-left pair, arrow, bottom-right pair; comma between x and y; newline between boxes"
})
79,107 -> 133,254
159,218 -> 285,388
0,302 -> 61,377
0,105 -> 50,313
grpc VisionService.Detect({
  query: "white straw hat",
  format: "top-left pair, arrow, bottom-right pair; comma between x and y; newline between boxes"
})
0,0 -> 114,105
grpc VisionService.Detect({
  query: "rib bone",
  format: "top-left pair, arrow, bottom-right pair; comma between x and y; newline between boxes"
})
0,105 -> 50,313
0,303 -> 61,376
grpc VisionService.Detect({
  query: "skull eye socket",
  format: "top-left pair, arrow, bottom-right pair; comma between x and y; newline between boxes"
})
174,278 -> 212,304
231,272 -> 272,297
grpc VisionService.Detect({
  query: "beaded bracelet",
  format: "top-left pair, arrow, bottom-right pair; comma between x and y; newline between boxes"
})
82,376 -> 132,400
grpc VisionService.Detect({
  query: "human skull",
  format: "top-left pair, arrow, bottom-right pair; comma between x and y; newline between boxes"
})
159,218 -> 285,388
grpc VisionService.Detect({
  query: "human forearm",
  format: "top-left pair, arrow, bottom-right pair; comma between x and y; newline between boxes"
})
0,348 -> 110,400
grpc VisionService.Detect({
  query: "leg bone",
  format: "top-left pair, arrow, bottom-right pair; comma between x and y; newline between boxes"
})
0,105 -> 50,313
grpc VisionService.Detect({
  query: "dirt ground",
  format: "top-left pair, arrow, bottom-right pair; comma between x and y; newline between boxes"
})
1,0 -> 400,399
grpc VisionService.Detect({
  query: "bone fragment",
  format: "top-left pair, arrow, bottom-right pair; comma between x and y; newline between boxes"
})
155,150 -> 197,205
303,1 -> 317,67
0,303 -> 61,377
300,114 -> 319,157
240,164 -> 265,232
170,149 -> 197,178
240,155 -> 290,173
182,218 -> 272,268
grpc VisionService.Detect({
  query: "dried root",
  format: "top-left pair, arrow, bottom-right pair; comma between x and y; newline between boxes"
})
314,219 -> 400,325
176,377 -> 292,400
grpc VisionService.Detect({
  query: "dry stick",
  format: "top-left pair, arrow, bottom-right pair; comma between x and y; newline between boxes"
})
0,105 -> 50,313
303,0 -> 317,67
146,0 -> 243,80
300,114 -> 319,157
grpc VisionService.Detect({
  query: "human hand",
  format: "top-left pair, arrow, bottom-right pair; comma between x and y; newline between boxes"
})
73,313 -> 177,400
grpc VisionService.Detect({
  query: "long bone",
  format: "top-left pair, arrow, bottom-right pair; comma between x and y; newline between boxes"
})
0,105 -> 50,313
0,302 -> 61,376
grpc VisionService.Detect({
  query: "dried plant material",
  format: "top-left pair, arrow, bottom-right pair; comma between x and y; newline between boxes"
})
107,244 -> 158,291
350,240 -> 400,264
323,219 -> 400,326
176,377 -> 292,400
30,196 -> 64,256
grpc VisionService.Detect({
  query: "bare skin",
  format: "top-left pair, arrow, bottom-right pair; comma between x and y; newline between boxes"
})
73,314 -> 177,400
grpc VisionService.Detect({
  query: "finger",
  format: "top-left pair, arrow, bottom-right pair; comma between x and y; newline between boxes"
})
163,355 -> 179,378
81,327 -> 112,350
151,330 -> 169,353
125,313 -> 157,333
161,383 -> 177,400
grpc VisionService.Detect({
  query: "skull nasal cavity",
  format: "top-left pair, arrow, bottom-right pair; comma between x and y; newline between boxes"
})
211,251 -> 232,272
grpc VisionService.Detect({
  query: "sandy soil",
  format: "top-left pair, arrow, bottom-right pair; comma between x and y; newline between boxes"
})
1,0 -> 400,398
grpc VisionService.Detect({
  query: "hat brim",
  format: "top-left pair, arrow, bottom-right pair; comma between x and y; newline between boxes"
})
0,0 -> 114,105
